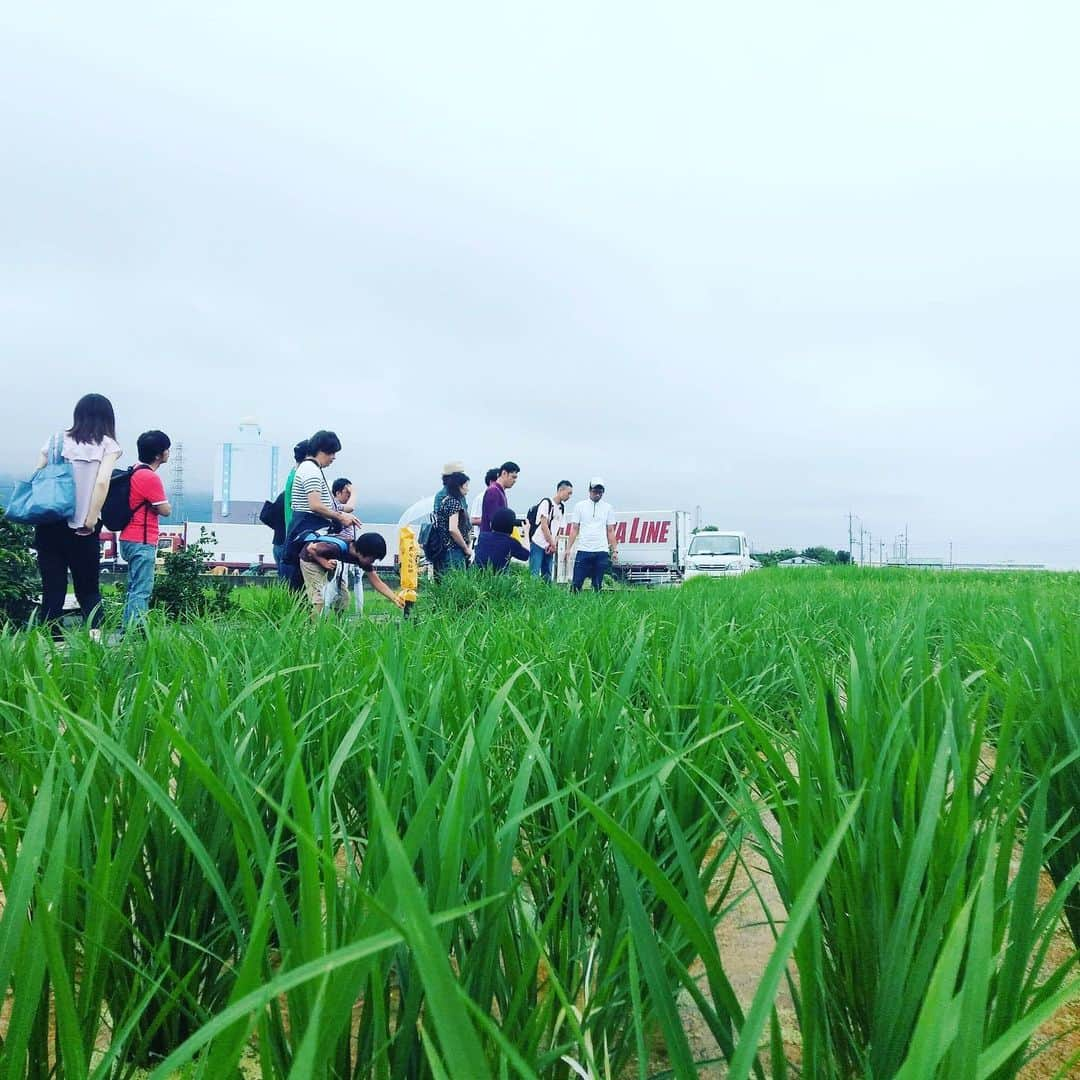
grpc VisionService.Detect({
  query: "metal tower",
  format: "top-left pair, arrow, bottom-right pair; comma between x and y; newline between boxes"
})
171,442 -> 185,523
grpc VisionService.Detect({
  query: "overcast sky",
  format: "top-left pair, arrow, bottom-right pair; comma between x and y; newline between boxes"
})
2,3 -> 1077,566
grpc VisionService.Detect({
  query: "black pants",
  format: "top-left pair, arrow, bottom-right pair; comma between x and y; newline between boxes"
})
34,522 -> 104,630
572,550 -> 610,592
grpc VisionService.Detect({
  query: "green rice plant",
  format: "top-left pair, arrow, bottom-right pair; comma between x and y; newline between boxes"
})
738,608 -> 1080,1078
1012,602 -> 1080,946
151,532 -> 232,620
1,569 -> 1078,1077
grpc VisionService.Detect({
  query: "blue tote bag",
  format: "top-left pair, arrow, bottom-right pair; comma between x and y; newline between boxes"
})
6,433 -> 77,525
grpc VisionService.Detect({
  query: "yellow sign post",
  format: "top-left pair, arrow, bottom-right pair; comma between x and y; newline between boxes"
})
398,524 -> 419,617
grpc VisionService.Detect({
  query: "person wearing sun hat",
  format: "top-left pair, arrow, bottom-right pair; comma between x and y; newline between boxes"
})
434,460 -> 466,513
566,476 -> 618,592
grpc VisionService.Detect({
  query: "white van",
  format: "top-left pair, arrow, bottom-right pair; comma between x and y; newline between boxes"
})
681,531 -> 759,579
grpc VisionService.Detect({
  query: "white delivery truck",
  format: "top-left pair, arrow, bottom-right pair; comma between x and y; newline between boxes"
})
184,522 -> 279,572
681,530 -> 759,579
556,510 -> 692,585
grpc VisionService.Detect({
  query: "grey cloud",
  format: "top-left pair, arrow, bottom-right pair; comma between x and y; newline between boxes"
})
1,3 -> 1078,566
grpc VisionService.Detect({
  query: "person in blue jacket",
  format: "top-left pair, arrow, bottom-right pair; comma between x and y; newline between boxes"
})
474,507 -> 530,573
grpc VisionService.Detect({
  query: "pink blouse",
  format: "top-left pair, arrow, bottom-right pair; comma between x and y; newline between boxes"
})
40,433 -> 122,529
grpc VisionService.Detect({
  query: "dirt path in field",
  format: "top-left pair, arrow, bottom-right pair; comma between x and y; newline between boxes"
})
1015,869 -> 1080,1078
683,836 -> 801,1077
621,812 -> 800,1079
636,830 -> 1079,1080
632,745 -> 1080,1077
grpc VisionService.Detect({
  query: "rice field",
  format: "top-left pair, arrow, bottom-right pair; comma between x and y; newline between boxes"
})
0,569 -> 1078,1078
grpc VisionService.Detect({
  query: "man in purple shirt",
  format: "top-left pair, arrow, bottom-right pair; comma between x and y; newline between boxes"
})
479,461 -> 520,533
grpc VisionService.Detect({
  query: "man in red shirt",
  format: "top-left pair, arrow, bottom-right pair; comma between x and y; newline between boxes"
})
119,430 -> 172,629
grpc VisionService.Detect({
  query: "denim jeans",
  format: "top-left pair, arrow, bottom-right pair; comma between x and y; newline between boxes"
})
529,542 -> 553,581
120,541 -> 157,627
572,550 -> 610,592
434,545 -> 469,580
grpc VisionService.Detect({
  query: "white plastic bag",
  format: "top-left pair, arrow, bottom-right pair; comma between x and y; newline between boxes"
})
350,567 -> 364,614
320,573 -> 341,613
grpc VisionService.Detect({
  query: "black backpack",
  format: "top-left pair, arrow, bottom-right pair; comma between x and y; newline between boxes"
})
420,511 -> 443,562
259,492 -> 286,533
101,464 -> 150,533
420,493 -> 447,562
525,497 -> 553,537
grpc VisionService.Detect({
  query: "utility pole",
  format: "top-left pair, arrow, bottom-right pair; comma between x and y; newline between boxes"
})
880,539 -> 885,566
949,540 -> 953,569
904,524 -> 909,565
848,512 -> 854,563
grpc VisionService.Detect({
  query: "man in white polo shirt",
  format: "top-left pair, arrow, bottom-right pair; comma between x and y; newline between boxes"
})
566,477 -> 618,592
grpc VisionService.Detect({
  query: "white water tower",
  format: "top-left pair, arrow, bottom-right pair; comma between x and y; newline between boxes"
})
212,418 -> 280,524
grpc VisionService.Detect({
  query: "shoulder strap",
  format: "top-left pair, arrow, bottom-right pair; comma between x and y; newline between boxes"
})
306,532 -> 348,553
132,464 -> 153,543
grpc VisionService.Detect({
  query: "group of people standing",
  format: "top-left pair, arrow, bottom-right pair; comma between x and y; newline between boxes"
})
29,393 -> 173,636
427,461 -> 529,577
24,397 -> 625,637
427,461 -> 621,592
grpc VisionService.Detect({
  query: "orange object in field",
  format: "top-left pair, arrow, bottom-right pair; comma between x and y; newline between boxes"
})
398,525 -> 418,615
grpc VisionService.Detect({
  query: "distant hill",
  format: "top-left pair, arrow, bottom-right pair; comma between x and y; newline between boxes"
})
168,493 -> 405,525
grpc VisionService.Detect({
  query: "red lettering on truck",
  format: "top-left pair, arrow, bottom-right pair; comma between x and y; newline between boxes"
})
615,517 -> 674,545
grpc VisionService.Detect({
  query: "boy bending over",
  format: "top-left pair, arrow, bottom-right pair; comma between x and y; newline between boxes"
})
300,532 -> 405,616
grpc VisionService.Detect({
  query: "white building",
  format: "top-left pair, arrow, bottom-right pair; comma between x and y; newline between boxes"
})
212,418 -> 280,524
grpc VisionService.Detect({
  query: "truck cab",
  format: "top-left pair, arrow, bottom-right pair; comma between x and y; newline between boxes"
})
682,531 -> 758,579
